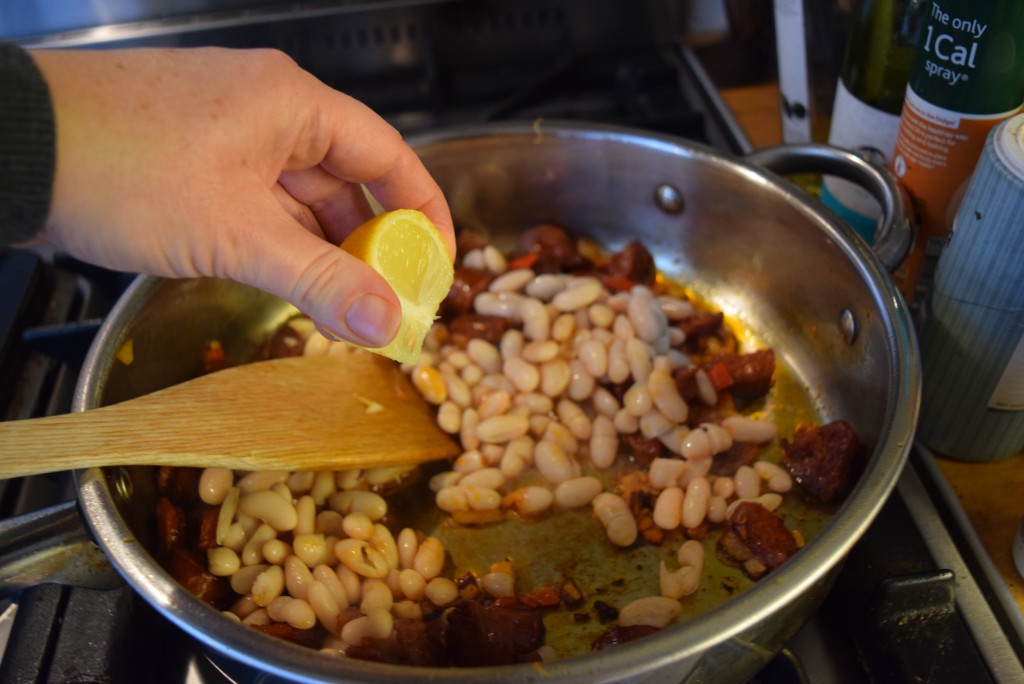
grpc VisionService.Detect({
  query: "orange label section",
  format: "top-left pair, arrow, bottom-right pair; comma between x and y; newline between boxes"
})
891,89 -> 1022,303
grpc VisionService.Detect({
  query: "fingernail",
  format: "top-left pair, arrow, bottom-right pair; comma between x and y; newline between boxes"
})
346,293 -> 399,347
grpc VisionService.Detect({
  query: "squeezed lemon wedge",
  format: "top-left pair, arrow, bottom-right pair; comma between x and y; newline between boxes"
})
340,209 -> 454,364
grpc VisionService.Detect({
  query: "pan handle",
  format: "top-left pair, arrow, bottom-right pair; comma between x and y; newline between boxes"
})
0,499 -> 121,596
744,143 -> 914,273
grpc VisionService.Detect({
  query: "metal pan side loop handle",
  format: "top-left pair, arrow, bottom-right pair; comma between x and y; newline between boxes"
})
745,143 -> 914,273
0,499 -> 121,596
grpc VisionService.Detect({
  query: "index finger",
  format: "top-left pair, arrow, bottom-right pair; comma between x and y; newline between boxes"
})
311,90 -> 456,259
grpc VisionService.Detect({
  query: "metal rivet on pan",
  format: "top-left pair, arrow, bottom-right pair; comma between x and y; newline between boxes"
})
111,467 -> 134,503
653,184 -> 684,214
839,309 -> 857,345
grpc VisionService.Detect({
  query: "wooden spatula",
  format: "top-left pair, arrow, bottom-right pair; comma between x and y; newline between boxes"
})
0,352 -> 460,479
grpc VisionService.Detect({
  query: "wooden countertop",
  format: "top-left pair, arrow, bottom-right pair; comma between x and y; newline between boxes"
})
718,81 -> 1024,615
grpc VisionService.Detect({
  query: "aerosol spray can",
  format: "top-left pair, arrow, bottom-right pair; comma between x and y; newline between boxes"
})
917,113 -> 1024,462
889,0 -> 1024,310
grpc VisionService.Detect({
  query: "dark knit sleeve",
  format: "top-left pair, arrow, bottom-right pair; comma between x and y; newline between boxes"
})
0,42 -> 55,246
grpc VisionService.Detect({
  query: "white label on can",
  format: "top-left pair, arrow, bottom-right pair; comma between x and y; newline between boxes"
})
989,332 -> 1024,411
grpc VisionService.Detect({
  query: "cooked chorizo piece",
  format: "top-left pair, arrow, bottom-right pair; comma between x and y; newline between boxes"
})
156,496 -> 187,556
724,501 -> 797,570
196,507 -> 220,551
444,268 -> 493,318
781,420 -> 863,502
444,599 -> 545,666
703,349 -> 775,401
168,546 -> 232,609
591,624 -> 661,651
676,310 -> 724,340
621,432 -> 664,466
259,323 -> 305,359
456,230 -> 490,258
673,365 -> 699,402
157,466 -> 201,507
393,618 -> 448,667
605,240 -> 656,286
448,313 -> 510,345
517,223 -> 580,274
710,441 -> 761,476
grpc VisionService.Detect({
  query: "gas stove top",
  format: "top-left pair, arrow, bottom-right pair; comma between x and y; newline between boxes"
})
2,2 -> 1024,682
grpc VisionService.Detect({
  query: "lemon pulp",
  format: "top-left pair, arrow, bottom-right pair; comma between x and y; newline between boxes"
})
340,209 -> 454,364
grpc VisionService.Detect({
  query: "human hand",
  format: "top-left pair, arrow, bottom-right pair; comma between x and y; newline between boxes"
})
29,47 -> 454,348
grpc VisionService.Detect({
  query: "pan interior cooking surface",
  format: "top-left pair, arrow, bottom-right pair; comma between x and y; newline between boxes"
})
143,230 -> 843,664
385,352 -> 833,658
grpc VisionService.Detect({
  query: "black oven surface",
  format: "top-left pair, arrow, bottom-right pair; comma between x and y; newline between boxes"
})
2,2 -> 1023,682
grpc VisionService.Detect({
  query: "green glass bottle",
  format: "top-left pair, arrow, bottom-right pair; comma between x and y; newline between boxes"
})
821,0 -> 925,243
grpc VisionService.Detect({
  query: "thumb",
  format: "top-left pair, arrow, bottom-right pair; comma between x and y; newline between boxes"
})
233,225 -> 401,348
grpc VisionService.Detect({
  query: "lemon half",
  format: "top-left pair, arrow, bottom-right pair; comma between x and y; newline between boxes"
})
340,209 -> 453,364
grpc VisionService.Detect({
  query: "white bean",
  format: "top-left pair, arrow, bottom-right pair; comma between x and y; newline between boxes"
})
543,421 -> 579,455
612,314 -> 635,340
589,414 -> 619,468
474,291 -> 525,321
734,465 -> 761,500
467,338 -> 502,374
591,386 -> 621,417
525,273 -> 567,301
556,399 -> 592,440
626,338 -> 653,383
240,490 -> 297,532
707,495 -> 728,524
652,487 -> 684,530
754,460 -> 793,492
522,340 -> 560,363
567,360 -> 597,401
504,486 -> 554,516
482,245 -> 507,274
489,268 -> 534,292
199,467 -> 233,506
648,458 -> 689,488
607,339 -> 631,384
618,596 -> 681,628
503,357 -> 540,393
613,408 -> 640,435
534,439 -> 579,485
482,572 -> 516,598
680,423 -> 733,461
540,359 -> 573,397
551,313 -> 577,342
521,299 -> 551,341
588,303 -> 616,329
657,295 -> 696,320
437,401 -> 461,434
551,277 -> 603,311
722,415 -> 778,443
577,339 -> 609,378
639,409 -> 674,440
413,538 -> 445,581
660,539 -> 704,599
476,414 -> 530,443
647,369 -> 688,423
459,467 -> 505,490
658,425 -> 690,456
592,492 -> 637,547
682,477 -> 710,529
554,476 -> 604,508
695,369 -> 718,406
